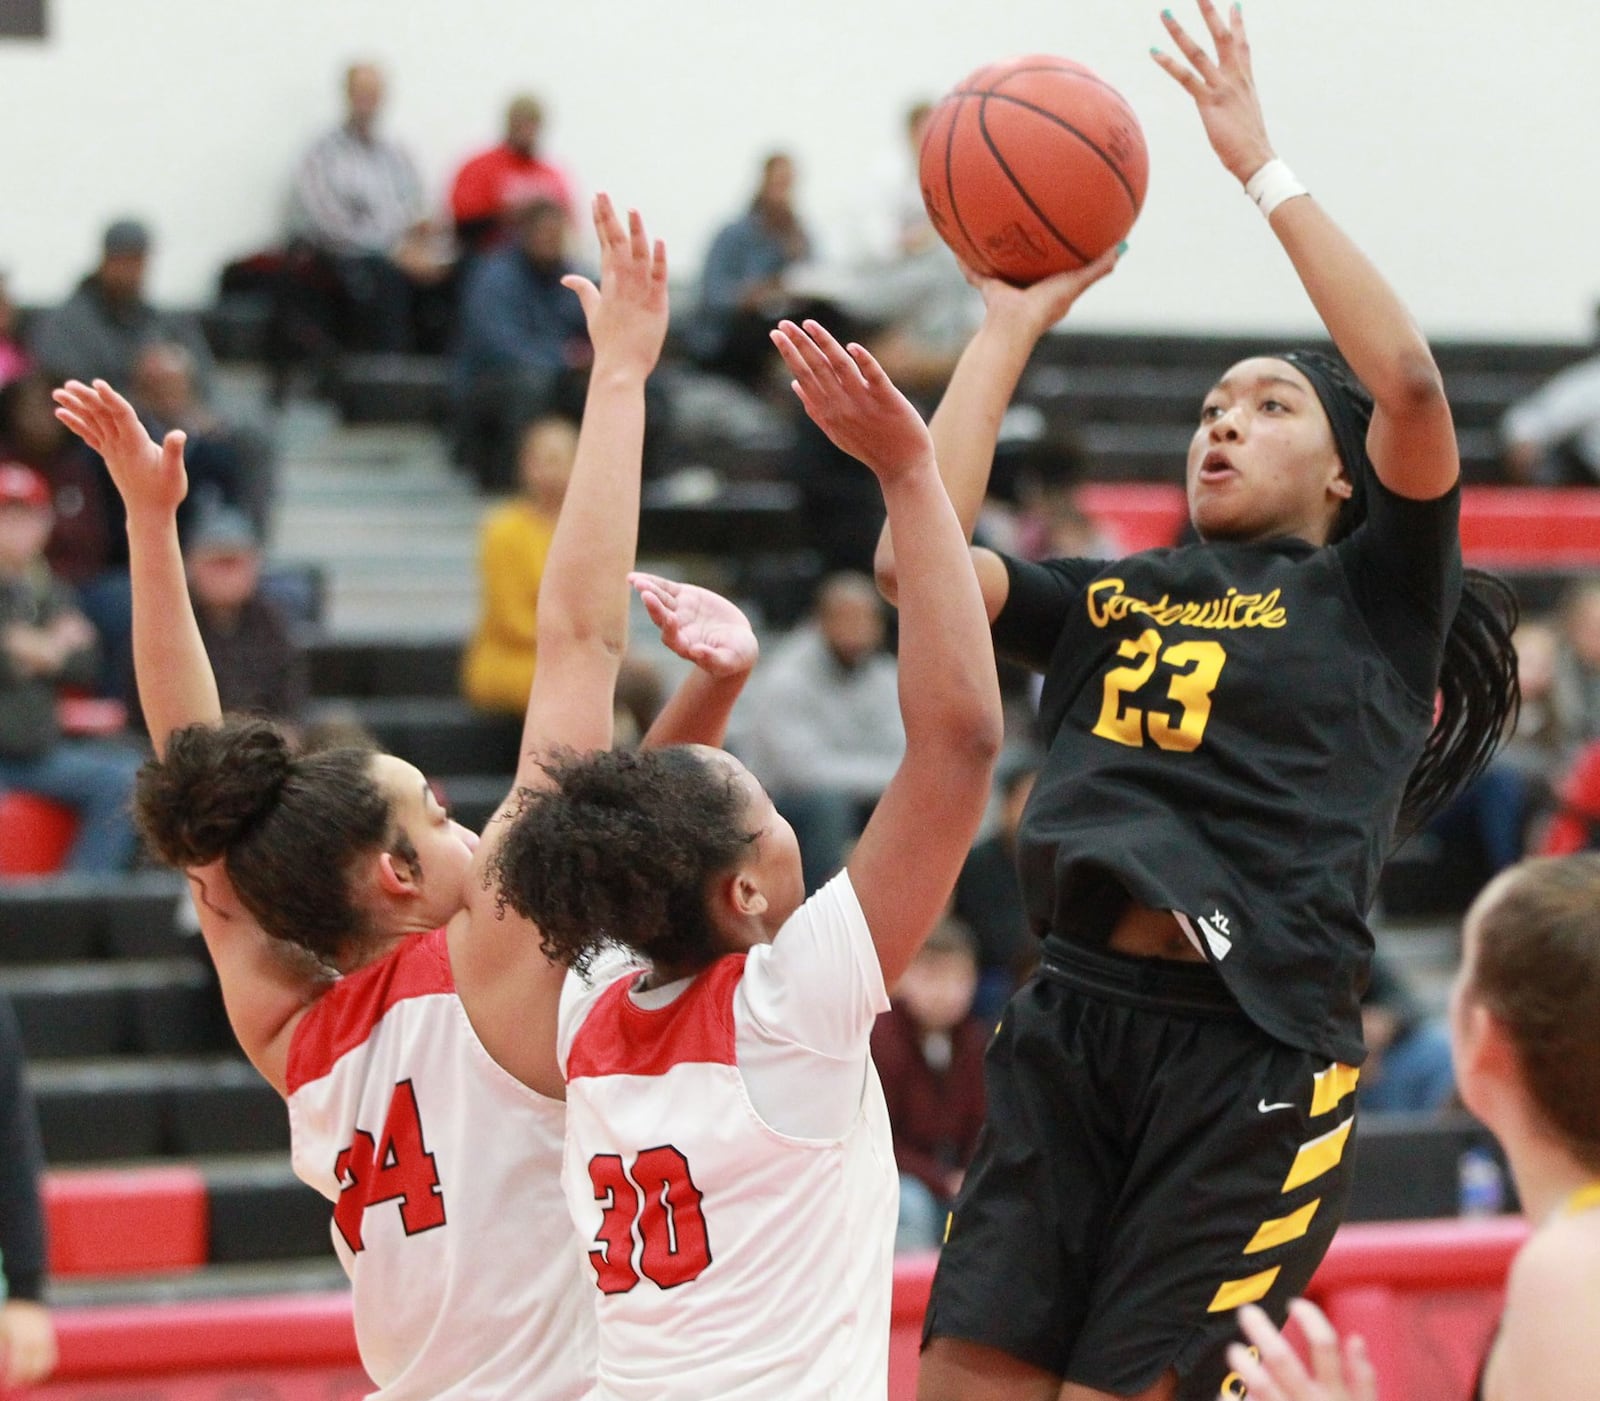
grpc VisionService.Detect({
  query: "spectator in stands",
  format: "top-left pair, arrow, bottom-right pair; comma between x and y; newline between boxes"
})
1357,951 -> 1456,1114
127,505 -> 307,738
734,571 -> 903,892
1500,310 -> 1600,484
1426,616 -> 1574,884
0,463 -> 142,874
687,152 -> 815,390
848,101 -> 984,400
450,94 -> 579,260
129,341 -> 275,543
460,415 -> 660,741
27,219 -> 217,395
0,273 -> 33,390
872,917 -> 988,1252
452,199 -> 592,490
0,994 -> 56,1387
290,62 -> 454,353
953,748 -> 1041,1019
1553,577 -> 1600,744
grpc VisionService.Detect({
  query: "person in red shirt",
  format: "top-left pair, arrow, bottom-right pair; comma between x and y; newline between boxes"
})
450,94 -> 578,257
871,916 -> 989,1251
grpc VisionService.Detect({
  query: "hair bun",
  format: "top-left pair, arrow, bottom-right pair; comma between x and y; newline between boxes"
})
135,718 -> 295,869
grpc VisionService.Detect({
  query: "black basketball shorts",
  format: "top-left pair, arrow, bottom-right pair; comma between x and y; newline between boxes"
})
923,940 -> 1358,1400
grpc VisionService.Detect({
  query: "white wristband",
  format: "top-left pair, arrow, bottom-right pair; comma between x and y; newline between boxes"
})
1244,159 -> 1309,218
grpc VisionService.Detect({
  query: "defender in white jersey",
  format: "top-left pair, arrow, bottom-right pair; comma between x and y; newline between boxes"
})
53,200 -> 756,1400
492,318 -> 1004,1399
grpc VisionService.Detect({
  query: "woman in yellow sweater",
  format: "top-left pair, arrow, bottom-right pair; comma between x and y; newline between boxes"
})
461,414 -> 574,714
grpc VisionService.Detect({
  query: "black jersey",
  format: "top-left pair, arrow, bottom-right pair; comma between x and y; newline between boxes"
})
992,476 -> 1462,1062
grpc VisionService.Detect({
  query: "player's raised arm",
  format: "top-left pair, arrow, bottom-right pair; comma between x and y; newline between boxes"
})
455,195 -> 669,1098
51,381 -> 216,752
773,320 -> 1003,986
1153,0 -> 1456,501
52,380 -> 316,1091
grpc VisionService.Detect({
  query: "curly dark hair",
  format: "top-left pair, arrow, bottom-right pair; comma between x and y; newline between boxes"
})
135,716 -> 410,966
491,746 -> 758,976
1279,349 -> 1521,836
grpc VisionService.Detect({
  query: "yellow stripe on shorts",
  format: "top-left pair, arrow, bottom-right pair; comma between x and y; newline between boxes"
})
1282,1117 -> 1354,1193
1243,1198 -> 1320,1255
1310,1063 -> 1360,1117
1207,1265 -> 1281,1314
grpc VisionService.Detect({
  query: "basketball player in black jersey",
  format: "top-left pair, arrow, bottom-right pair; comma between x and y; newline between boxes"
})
886,4 -> 1521,1399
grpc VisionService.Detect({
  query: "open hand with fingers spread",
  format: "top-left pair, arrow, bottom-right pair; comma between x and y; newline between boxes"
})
1225,1301 -> 1378,1401
770,319 -> 934,484
629,572 -> 758,680
1151,0 -> 1275,186
561,194 -> 670,380
52,378 -> 187,521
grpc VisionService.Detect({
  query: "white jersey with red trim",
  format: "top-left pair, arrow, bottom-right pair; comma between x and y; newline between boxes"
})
287,927 -> 594,1400
557,872 -> 897,1401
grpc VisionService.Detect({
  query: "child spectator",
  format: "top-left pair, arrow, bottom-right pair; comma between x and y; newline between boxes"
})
0,463 -> 142,874
871,917 -> 989,1252
460,416 -> 660,743
1358,951 -> 1456,1114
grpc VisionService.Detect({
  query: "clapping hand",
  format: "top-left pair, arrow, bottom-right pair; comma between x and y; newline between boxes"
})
630,573 -> 758,680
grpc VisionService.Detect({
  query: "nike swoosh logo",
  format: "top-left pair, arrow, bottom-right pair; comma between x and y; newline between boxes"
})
1257,1099 -> 1294,1114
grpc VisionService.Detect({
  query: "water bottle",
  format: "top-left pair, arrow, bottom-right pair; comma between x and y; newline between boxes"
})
1457,1146 -> 1507,1218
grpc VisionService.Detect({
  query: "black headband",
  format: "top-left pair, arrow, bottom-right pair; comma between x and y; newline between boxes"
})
1278,349 -> 1374,525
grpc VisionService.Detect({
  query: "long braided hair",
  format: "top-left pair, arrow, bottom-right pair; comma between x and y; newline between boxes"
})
1281,349 -> 1521,837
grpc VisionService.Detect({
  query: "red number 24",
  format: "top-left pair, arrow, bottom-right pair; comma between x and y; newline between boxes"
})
333,1079 -> 446,1253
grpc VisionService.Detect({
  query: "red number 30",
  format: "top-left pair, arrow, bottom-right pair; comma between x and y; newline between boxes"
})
586,1146 -> 711,1294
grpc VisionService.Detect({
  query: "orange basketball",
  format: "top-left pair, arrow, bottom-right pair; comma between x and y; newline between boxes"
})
920,54 -> 1149,285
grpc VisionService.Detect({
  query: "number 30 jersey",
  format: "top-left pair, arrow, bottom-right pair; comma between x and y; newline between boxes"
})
557,872 -> 897,1401
286,928 -> 594,1400
994,478 -> 1462,1064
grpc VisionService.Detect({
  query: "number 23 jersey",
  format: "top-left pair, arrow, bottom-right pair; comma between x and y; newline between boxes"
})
995,478 -> 1462,1063
286,928 -> 594,1400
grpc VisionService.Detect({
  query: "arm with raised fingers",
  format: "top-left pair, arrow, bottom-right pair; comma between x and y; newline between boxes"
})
52,379 -> 217,752
1152,0 -> 1456,500
459,195 -> 670,1100
772,319 -> 1002,986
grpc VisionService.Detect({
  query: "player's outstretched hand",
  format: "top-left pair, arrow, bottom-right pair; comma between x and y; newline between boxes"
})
960,243 -> 1121,344
52,378 -> 187,519
770,318 -> 934,484
1225,1301 -> 1378,1401
1150,0 -> 1275,186
630,572 -> 758,680
561,194 -> 669,380
0,1299 -> 58,1387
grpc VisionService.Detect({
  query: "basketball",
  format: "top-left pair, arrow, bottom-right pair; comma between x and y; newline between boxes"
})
919,54 -> 1149,285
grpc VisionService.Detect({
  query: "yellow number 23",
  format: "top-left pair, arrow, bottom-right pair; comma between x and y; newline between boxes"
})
1092,629 -> 1227,752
